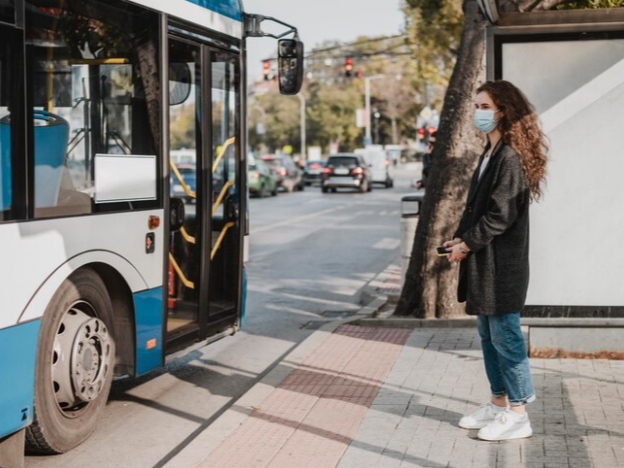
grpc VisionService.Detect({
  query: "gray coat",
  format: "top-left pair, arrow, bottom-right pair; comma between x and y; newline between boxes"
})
453,142 -> 530,316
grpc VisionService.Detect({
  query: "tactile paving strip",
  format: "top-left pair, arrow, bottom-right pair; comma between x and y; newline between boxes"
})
198,325 -> 411,468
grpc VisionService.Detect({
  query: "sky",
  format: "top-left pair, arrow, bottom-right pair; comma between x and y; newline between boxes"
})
242,0 -> 405,81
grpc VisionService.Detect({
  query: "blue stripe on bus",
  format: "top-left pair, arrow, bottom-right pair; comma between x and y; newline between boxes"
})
0,320 -> 41,438
240,267 -> 247,327
183,0 -> 242,21
133,287 -> 164,376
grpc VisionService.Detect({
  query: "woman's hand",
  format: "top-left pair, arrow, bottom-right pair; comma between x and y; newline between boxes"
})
443,238 -> 462,249
448,241 -> 471,263
441,238 -> 464,262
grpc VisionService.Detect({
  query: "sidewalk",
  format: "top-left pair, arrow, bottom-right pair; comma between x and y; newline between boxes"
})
165,265 -> 624,468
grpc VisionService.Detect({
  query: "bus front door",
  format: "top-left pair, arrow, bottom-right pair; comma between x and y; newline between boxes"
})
166,37 -> 242,350
206,51 -> 242,331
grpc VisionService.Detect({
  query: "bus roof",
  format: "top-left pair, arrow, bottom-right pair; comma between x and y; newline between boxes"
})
129,0 -> 243,38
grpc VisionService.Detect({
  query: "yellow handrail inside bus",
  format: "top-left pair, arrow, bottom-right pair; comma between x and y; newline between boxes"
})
70,58 -> 130,65
168,253 -> 195,289
211,222 -> 235,260
170,160 -> 196,199
212,180 -> 234,216
212,137 -> 236,173
180,226 -> 196,245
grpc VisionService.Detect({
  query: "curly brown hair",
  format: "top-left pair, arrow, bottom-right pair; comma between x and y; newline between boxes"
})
476,80 -> 548,202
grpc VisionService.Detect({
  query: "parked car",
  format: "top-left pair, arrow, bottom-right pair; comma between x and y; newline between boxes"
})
320,154 -> 372,193
248,158 -> 278,197
262,154 -> 304,192
303,159 -> 325,186
170,163 -> 197,203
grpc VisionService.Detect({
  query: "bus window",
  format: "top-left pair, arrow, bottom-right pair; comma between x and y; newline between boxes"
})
25,0 -> 161,218
0,36 -> 11,218
0,0 -> 13,24
0,24 -> 21,222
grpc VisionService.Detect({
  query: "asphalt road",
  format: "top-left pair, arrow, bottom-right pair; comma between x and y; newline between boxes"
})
25,163 -> 422,468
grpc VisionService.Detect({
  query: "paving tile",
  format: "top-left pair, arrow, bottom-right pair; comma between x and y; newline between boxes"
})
176,321 -> 624,468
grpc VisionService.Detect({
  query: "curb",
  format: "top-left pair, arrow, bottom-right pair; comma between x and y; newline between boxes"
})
163,295 -> 389,468
358,259 -> 402,307
353,317 -> 478,328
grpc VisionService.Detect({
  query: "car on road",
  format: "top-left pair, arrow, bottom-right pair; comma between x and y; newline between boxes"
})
248,158 -> 278,197
170,163 -> 197,203
320,154 -> 372,193
262,154 -> 304,192
303,159 -> 325,186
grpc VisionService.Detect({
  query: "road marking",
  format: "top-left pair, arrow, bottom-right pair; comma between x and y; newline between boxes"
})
373,238 -> 400,250
252,205 -> 347,234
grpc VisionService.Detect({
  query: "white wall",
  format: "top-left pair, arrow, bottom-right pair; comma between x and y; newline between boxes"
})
502,39 -> 624,306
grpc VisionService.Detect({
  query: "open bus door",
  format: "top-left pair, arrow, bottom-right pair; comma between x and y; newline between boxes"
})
165,35 -> 242,353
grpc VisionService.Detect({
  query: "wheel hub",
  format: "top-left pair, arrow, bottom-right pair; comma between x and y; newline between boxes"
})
52,306 -> 113,413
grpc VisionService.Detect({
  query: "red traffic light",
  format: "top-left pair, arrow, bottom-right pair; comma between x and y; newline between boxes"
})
263,60 -> 270,81
344,57 -> 353,77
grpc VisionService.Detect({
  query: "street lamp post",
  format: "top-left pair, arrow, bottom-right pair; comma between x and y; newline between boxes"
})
296,93 -> 306,160
364,74 -> 384,146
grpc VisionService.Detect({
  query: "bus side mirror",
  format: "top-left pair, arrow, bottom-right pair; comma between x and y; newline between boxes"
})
170,197 -> 185,231
277,39 -> 304,95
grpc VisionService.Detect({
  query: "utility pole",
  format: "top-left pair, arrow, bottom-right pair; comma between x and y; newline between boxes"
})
364,74 -> 384,146
296,93 -> 306,160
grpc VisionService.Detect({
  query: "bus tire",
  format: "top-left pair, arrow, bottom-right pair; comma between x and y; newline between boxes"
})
26,268 -> 115,454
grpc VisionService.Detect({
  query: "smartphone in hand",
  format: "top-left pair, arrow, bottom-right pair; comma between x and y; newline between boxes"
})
436,246 -> 449,257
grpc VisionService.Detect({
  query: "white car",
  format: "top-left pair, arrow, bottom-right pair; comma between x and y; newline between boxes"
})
355,147 -> 394,188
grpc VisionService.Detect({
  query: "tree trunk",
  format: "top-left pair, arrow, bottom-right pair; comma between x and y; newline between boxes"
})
394,0 -> 488,317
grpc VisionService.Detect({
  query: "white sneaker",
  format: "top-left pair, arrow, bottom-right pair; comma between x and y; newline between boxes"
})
459,402 -> 507,429
477,410 -> 533,441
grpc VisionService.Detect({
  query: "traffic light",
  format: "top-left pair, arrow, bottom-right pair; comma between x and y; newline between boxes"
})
263,60 -> 270,81
417,127 -> 426,141
354,71 -> 363,78
344,57 -> 353,77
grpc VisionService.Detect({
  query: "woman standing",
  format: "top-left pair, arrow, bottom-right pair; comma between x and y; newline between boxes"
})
444,80 -> 548,441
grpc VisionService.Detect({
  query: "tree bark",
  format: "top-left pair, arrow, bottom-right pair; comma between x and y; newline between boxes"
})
395,0 -> 487,317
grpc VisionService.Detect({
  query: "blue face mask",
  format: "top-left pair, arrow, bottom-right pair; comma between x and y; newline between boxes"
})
474,109 -> 499,133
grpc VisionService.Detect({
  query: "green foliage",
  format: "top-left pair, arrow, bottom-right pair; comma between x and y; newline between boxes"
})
403,0 -> 463,84
307,83 -> 363,151
170,104 -> 196,150
249,88 -> 301,154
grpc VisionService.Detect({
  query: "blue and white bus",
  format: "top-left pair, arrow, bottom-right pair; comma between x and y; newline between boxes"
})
0,0 -> 303,461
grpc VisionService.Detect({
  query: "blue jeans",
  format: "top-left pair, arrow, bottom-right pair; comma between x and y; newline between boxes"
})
477,312 -> 535,406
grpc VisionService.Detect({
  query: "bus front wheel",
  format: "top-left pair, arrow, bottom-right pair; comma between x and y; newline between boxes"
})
26,268 -> 115,454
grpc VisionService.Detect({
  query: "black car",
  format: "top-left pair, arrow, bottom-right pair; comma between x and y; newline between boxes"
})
303,159 -> 325,186
320,154 -> 372,193
262,154 -> 304,192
